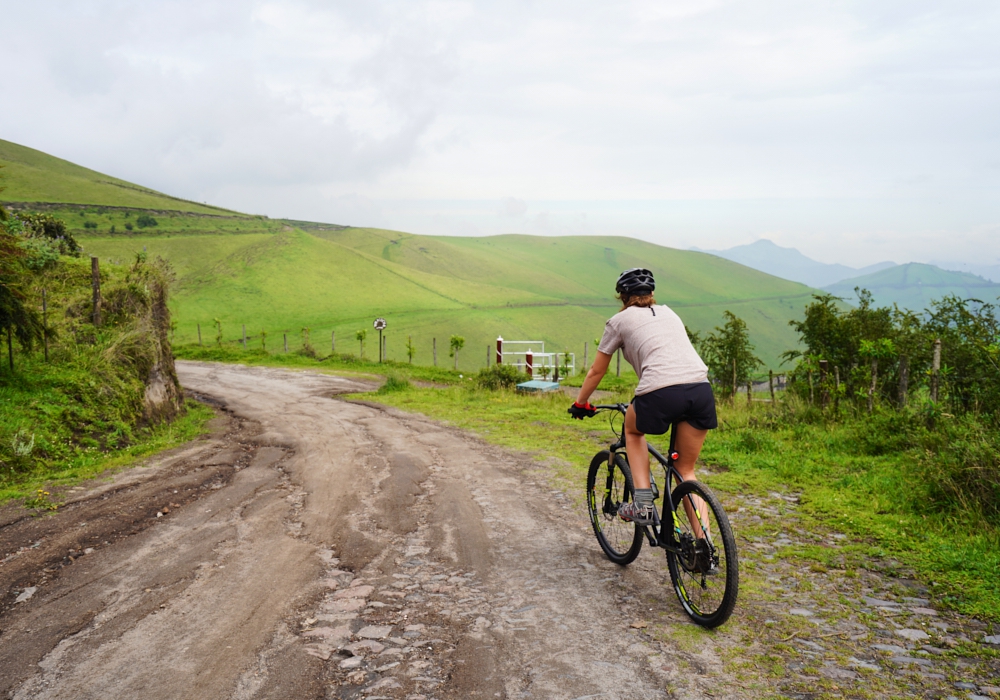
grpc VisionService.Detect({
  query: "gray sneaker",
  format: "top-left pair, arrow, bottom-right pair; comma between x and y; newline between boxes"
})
617,501 -> 655,525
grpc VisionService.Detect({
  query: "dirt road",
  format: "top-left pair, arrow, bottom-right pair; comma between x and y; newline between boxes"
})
4,362 -> 998,699
0,362 -> 692,699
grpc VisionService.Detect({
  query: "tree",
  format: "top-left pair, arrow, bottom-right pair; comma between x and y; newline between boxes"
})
356,329 -> 367,358
449,335 -> 465,370
701,311 -> 762,399
0,227 -> 44,370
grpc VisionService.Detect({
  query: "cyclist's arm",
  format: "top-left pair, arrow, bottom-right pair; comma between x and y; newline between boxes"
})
575,351 -> 612,405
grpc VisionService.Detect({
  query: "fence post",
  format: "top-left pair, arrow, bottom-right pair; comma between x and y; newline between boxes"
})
583,341 -> 588,372
496,336 -> 503,366
867,358 -> 877,414
834,367 -> 840,411
433,338 -> 437,366
732,357 -> 738,401
197,323 -> 202,346
768,369 -> 774,402
242,324 -> 247,350
808,370 -> 814,405
526,349 -> 534,379
898,355 -> 909,407
91,256 -> 102,327
283,332 -> 288,353
332,330 -> 336,354
930,339 -> 941,403
42,289 -> 49,362
747,380 -> 752,406
486,345 -> 490,368
819,359 -> 829,408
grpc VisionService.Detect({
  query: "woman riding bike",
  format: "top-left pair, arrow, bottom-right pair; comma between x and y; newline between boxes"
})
568,267 -> 718,526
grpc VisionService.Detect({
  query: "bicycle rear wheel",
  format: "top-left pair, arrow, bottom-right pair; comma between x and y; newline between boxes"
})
587,450 -> 643,565
665,480 -> 738,628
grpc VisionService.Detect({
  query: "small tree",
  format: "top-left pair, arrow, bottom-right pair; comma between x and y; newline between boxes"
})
356,329 -> 367,358
449,335 -> 465,370
702,311 -> 762,400
859,338 -> 896,413
406,335 -> 416,364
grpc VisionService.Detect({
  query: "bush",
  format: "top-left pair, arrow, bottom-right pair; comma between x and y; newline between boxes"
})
475,363 -> 527,390
136,214 -> 158,229
377,373 -> 410,394
83,220 -> 97,229
124,223 -> 133,231
919,414 -> 1000,527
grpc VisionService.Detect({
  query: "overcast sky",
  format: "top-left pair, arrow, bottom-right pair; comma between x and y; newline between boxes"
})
3,0 -> 999,267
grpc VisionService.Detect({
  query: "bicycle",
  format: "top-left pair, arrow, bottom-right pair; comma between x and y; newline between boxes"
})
584,403 -> 739,628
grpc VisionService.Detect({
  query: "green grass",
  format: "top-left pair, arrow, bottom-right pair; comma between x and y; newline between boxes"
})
0,400 -> 214,506
355,381 -> 1000,622
0,138 -> 233,214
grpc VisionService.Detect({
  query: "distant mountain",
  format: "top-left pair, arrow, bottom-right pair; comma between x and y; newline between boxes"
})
931,260 -> 1000,284
693,239 -> 896,288
823,263 -> 1000,311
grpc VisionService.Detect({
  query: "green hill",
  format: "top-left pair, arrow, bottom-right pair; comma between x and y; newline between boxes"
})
2,138 -> 817,370
824,263 -> 1000,311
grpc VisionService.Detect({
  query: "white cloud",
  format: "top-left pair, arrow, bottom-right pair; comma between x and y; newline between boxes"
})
1,0 -> 999,265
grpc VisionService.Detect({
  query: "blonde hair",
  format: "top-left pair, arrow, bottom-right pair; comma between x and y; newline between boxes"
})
619,292 -> 655,310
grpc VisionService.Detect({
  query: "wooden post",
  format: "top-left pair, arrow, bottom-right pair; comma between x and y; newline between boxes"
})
42,289 -> 49,362
526,349 -> 533,378
867,358 -> 878,414
332,330 -> 336,354
583,341 -> 588,372
486,345 -> 490,368
242,324 -> 247,350
819,359 -> 829,408
197,323 -> 202,346
732,357 -> 738,401
930,339 -> 941,402
768,369 -> 775,402
898,356 -> 909,407
408,335 -> 413,364
91,256 -> 102,327
433,338 -> 437,366
808,370 -> 814,405
283,332 -> 288,353
616,349 -> 621,377
747,380 -> 752,406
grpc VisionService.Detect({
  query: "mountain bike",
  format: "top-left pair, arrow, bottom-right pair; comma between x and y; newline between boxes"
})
584,403 -> 738,628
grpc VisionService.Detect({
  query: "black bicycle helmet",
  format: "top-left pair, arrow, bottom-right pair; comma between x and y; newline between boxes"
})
615,268 -> 655,295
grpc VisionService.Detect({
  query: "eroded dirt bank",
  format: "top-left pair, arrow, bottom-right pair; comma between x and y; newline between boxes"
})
2,362 -> 997,699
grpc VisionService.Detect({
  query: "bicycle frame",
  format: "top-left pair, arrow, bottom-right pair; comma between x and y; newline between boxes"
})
597,403 -> 698,554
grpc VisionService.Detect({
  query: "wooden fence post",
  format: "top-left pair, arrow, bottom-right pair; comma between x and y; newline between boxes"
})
747,380 -> 752,406
898,356 -> 909,407
42,289 -> 49,362
197,323 -> 202,346
433,338 -> 437,366
332,330 -> 336,354
808,370 -> 814,405
91,257 -> 102,327
283,332 -> 288,353
486,345 -> 490,368
867,358 -> 878,414
930,339 -> 941,403
768,369 -> 775,402
731,357 -> 737,401
819,359 -> 829,408
242,324 -> 247,350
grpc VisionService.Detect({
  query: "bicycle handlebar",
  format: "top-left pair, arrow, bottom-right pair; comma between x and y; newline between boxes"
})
593,403 -> 628,413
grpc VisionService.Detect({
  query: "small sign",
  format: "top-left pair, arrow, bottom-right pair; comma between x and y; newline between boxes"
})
373,317 -> 387,330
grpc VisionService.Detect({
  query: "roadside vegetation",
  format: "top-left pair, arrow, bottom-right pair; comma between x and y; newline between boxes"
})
0,205 -> 203,505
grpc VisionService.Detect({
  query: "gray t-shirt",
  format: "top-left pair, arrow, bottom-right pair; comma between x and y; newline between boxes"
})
597,305 -> 709,396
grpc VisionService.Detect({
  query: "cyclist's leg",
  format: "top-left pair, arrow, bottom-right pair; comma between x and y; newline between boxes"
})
675,421 -> 710,537
624,403 -> 650,489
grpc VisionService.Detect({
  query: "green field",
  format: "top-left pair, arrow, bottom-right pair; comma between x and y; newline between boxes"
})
3,137 -> 819,370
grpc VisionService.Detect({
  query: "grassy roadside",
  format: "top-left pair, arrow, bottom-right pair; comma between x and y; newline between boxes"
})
359,380 -> 1000,623
0,399 -> 214,506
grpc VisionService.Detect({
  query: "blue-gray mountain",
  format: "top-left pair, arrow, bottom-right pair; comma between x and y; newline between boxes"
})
693,239 -> 895,288
823,263 -> 1000,311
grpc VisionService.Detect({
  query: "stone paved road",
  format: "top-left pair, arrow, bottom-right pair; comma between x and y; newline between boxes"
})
2,362 -> 998,699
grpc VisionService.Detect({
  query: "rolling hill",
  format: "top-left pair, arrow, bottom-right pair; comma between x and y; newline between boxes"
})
823,263 -> 1000,311
2,139 -> 819,371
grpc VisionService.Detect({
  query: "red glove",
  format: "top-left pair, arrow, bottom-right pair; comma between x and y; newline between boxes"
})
568,401 -> 597,419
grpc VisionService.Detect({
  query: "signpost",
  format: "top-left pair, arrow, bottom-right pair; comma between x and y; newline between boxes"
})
373,317 -> 387,362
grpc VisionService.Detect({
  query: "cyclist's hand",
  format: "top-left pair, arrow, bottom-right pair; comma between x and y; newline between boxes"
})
568,401 -> 597,419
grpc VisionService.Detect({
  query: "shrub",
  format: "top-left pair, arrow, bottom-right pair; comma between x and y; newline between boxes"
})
124,223 -> 133,231
83,220 -> 97,229
136,214 -> 158,229
377,373 -> 410,394
475,363 -> 527,390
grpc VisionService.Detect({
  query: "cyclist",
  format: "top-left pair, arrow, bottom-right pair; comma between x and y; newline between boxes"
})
568,268 -> 718,526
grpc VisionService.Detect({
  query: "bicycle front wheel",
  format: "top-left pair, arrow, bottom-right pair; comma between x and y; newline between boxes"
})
587,450 -> 643,565
665,480 -> 739,628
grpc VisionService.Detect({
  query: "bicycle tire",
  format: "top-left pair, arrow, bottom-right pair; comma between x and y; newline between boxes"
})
586,450 -> 643,565
664,480 -> 739,628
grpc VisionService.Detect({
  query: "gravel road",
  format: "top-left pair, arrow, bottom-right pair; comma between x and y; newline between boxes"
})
3,362 -> 998,699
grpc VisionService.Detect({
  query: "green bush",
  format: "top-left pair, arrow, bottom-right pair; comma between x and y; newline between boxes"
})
135,214 -> 158,229
475,363 -> 527,390
377,373 -> 410,394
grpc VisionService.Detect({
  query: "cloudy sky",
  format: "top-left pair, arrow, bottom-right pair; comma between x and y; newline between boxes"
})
3,1 -> 999,267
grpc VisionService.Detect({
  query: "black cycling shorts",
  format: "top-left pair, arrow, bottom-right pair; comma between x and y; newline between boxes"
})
632,382 -> 718,435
